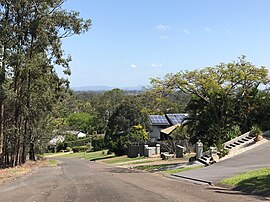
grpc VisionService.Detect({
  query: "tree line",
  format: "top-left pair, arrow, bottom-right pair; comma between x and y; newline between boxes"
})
0,0 -> 90,167
151,56 -> 270,148
62,56 -> 270,156
54,88 -> 188,155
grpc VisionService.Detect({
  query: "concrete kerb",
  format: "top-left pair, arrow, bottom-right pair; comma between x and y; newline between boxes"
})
170,174 -> 213,186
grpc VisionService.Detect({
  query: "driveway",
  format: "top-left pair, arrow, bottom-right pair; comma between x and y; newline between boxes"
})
0,158 -> 263,201
173,140 -> 270,185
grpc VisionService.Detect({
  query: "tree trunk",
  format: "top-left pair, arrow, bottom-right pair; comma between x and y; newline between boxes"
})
0,104 -> 4,166
29,142 -> 35,161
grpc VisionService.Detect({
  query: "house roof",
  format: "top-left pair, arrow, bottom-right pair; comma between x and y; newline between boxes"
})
149,115 -> 170,126
166,114 -> 188,125
161,124 -> 181,135
149,113 -> 188,126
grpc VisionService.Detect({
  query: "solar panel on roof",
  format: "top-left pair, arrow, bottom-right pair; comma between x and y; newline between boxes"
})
149,115 -> 170,125
166,114 -> 187,125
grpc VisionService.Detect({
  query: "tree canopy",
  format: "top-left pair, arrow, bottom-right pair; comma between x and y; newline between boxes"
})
151,56 -> 269,147
0,0 -> 91,167
105,97 -> 149,155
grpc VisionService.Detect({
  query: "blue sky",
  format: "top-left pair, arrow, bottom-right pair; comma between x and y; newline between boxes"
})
61,0 -> 270,88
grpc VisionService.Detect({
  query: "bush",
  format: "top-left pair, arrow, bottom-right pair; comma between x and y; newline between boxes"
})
218,147 -> 229,158
251,126 -> 263,141
226,125 -> 241,140
66,137 -> 92,148
56,142 -> 66,152
72,145 -> 89,153
92,136 -> 106,151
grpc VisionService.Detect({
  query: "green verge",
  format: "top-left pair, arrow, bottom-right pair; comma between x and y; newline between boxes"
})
129,160 -> 158,165
57,150 -> 115,161
136,164 -> 203,173
163,166 -> 203,174
136,164 -> 169,171
103,156 -> 145,164
219,167 -> 270,194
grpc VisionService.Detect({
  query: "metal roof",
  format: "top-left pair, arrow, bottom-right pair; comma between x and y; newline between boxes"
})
166,114 -> 188,125
149,115 -> 170,126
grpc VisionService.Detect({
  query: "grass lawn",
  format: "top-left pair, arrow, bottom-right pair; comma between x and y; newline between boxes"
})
102,156 -> 145,164
57,150 -> 115,161
219,167 -> 270,194
136,164 -> 170,171
136,164 -> 203,174
163,166 -> 203,174
129,159 -> 159,165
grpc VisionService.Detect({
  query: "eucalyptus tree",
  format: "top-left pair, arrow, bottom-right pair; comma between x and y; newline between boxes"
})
0,0 -> 91,166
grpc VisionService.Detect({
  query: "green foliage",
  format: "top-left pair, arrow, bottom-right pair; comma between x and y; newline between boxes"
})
226,125 -> 241,140
66,112 -> 94,134
217,147 -> 229,158
220,167 -> 270,195
251,125 -> 263,141
92,136 -> 106,151
128,125 -> 149,142
72,145 -> 89,153
64,134 -> 78,142
103,156 -> 145,164
152,56 -> 269,147
251,125 -> 262,136
250,90 -> 270,130
163,166 -> 203,174
57,150 -> 114,160
167,126 -> 191,154
56,142 -> 66,152
66,137 -> 92,148
0,0 -> 91,166
105,98 -> 149,155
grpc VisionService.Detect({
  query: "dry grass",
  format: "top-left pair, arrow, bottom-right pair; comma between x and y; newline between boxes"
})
0,159 -> 55,184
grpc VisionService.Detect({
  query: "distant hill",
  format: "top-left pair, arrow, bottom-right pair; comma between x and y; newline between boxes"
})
71,85 -> 145,92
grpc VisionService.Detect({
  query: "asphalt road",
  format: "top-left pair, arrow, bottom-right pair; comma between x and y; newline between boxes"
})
174,140 -> 270,185
0,158 -> 265,202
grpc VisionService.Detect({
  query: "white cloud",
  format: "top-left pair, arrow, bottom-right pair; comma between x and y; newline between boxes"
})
183,29 -> 190,35
151,63 -> 163,68
157,24 -> 171,31
130,64 -> 138,69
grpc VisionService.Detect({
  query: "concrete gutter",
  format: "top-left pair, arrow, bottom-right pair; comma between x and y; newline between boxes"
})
170,174 -> 213,185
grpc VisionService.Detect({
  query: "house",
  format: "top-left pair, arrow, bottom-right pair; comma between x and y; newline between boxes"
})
49,135 -> 65,146
48,130 -> 87,152
149,114 -> 188,140
66,130 -> 87,138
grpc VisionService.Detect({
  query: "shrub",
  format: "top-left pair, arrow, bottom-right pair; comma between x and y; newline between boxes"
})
226,125 -> 241,140
66,137 -> 92,147
216,143 -> 229,158
92,136 -> 106,151
251,126 -> 263,141
56,142 -> 66,152
218,147 -> 229,158
72,145 -> 89,153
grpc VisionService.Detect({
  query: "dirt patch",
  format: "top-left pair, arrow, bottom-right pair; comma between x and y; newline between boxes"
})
0,159 -> 55,185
